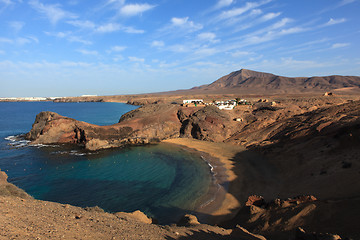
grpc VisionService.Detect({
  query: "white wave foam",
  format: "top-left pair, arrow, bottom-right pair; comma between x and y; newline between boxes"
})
4,135 -> 17,142
5,135 -> 30,148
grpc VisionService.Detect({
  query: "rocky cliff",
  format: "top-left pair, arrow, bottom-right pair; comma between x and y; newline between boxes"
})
25,104 -> 189,150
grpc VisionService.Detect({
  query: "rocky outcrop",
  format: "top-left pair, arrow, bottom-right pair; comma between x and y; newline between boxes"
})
25,104 -> 184,150
177,214 -> 200,226
179,105 -> 236,142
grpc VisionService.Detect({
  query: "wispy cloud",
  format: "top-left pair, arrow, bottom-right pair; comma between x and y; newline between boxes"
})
119,3 -> 155,17
217,0 -> 272,20
95,23 -> 121,33
0,36 -> 38,45
45,31 -> 92,45
214,0 -> 234,9
197,32 -> 220,43
0,37 -> 13,43
122,26 -> 144,34
151,40 -> 165,47
128,56 -> 145,62
68,36 -> 92,45
339,0 -> 356,6
324,18 -> 346,26
331,43 -> 350,49
231,51 -> 253,57
170,17 -> 203,32
108,45 -> 126,53
319,0 -> 356,14
9,21 -> 25,32
261,12 -> 281,21
67,20 -> 96,29
29,0 -> 77,25
77,49 -> 98,56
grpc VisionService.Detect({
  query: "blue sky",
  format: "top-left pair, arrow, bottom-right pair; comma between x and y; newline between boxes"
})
0,0 -> 359,97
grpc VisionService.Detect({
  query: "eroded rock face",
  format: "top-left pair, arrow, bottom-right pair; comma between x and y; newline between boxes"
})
179,105 -> 236,142
25,111 -> 134,150
25,104 -> 185,150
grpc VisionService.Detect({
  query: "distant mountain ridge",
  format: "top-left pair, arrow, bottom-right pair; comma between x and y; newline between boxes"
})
186,69 -> 360,94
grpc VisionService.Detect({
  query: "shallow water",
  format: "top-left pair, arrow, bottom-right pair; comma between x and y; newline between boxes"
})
0,102 -> 212,223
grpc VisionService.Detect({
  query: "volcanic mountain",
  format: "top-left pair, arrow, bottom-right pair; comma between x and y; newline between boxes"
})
177,69 -> 360,95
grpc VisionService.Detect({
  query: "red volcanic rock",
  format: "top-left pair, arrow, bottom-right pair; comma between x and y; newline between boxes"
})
245,195 -> 265,207
179,105 -> 236,142
26,104 -> 184,150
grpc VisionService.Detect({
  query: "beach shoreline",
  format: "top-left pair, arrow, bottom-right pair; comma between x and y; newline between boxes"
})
163,138 -> 247,224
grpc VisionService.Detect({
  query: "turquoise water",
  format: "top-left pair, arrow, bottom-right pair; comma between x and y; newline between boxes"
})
0,102 -> 212,223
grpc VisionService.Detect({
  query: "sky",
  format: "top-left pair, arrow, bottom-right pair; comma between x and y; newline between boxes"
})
0,0 -> 359,97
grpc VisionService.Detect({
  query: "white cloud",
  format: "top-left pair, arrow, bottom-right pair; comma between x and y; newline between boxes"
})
171,17 -> 188,26
122,26 -> 144,34
109,45 -> 126,52
45,32 -> 91,45
95,23 -> 121,33
45,31 -> 69,38
260,12 -> 281,21
197,32 -> 220,43
170,17 -> 203,31
270,17 -> 292,29
9,21 -> 25,32
68,36 -> 92,45
27,36 -> 39,43
128,56 -> 145,62
77,49 -> 98,56
67,20 -> 96,29
0,36 -> 38,45
119,3 -> 155,17
29,0 -> 77,25
168,44 -> 190,53
151,40 -> 164,47
331,43 -> 350,49
218,0 -> 272,20
325,18 -> 346,26
94,23 -> 144,34
214,0 -> 234,9
16,37 -> 31,45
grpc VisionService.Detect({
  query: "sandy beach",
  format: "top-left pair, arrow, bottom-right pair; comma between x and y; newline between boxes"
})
163,138 -> 252,224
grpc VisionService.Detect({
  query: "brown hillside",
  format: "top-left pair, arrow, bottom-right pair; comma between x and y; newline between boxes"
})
196,69 -> 360,94
179,69 -> 360,95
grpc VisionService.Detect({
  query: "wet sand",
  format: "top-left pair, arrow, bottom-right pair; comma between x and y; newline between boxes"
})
163,138 -> 248,224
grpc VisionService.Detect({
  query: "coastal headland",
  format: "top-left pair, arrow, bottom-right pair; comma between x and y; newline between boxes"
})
2,69 -> 360,239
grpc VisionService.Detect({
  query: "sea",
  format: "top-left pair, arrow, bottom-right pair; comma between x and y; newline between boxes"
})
0,102 -> 213,223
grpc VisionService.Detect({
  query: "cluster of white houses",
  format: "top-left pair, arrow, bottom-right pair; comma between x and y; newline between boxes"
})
182,98 -> 249,110
0,97 -> 60,101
